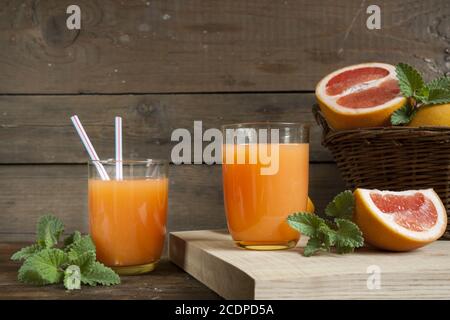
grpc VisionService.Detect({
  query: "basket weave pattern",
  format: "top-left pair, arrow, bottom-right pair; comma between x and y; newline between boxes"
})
313,105 -> 450,238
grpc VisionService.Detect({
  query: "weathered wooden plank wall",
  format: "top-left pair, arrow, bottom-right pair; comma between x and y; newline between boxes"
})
0,0 -> 448,93
0,94 -> 331,163
0,0 -> 449,241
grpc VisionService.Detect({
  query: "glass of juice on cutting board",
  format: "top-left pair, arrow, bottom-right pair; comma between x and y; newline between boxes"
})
222,122 -> 309,250
88,159 -> 169,275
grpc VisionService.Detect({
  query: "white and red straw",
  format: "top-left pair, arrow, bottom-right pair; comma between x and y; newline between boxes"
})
70,115 -> 110,180
115,116 -> 123,180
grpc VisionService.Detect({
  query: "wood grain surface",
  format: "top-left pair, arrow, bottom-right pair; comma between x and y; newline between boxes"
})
0,243 -> 220,300
170,230 -> 450,300
0,163 -> 344,242
0,0 -> 448,93
0,93 -> 331,163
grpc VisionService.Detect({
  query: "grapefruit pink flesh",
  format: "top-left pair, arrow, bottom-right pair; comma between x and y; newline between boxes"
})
315,62 -> 407,130
336,79 -> 401,109
326,67 -> 389,96
370,192 -> 438,232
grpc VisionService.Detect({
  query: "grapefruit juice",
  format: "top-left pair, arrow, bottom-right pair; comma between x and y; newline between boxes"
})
88,160 -> 168,275
222,134 -> 309,250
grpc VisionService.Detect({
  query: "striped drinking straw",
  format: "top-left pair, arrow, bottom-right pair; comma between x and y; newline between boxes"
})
70,115 -> 110,181
115,116 -> 123,180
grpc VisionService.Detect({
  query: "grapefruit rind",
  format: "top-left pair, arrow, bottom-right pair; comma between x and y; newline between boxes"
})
315,62 -> 406,130
354,188 -> 447,251
408,103 -> 450,127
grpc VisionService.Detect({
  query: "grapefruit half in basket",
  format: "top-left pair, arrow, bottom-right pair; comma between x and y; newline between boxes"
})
315,63 -> 406,130
354,188 -> 447,251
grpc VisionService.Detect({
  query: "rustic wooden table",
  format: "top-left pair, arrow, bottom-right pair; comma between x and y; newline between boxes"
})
0,243 -> 220,300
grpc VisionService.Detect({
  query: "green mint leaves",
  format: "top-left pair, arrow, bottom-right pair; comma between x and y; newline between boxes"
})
287,191 -> 364,257
324,190 -> 354,219
333,219 -> 364,254
391,63 -> 450,125
67,235 -> 97,272
424,88 -> 450,105
396,63 -> 424,98
11,214 -> 65,261
427,76 -> 450,91
11,244 -> 42,261
391,104 -> 417,126
37,215 -> 65,249
11,215 -> 120,290
18,249 -> 68,285
81,261 -> 121,286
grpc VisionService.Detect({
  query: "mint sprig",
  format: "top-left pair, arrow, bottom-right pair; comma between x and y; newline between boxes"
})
37,215 -> 65,249
81,261 -> 121,286
391,104 -> 417,125
391,63 -> 450,125
396,63 -> 424,98
18,249 -> 68,285
427,76 -> 450,90
325,190 -> 354,219
11,215 -> 120,290
424,88 -> 450,105
287,191 -> 364,257
11,244 -> 42,261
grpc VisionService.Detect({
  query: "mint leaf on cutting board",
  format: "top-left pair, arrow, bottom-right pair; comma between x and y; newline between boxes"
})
287,212 -> 326,238
287,190 -> 364,257
333,219 -> 364,254
325,190 -> 355,220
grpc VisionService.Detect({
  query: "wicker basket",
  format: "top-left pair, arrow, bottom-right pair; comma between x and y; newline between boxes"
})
313,105 -> 450,238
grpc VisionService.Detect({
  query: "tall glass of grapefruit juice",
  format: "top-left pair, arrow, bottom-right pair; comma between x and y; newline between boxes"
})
222,123 -> 309,250
88,159 -> 168,275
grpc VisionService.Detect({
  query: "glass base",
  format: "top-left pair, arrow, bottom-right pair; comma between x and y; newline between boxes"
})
235,240 -> 297,251
111,260 -> 159,275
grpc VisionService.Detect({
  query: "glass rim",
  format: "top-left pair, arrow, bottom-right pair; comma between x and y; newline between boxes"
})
221,121 -> 309,130
88,159 -> 169,165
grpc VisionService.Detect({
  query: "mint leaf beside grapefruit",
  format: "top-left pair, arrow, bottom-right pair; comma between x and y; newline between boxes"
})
287,190 -> 364,257
395,63 -> 424,98
427,76 -> 450,91
424,88 -> 450,105
391,63 -> 450,125
287,212 -> 326,238
391,104 -> 417,125
303,238 -> 325,257
325,190 -> 355,219
333,219 -> 364,253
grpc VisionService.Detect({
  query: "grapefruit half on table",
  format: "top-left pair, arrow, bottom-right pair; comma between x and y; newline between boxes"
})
315,63 -> 406,130
354,188 -> 447,251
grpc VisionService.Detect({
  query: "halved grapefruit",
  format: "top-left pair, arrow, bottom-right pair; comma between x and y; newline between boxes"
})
354,188 -> 447,251
316,63 -> 406,130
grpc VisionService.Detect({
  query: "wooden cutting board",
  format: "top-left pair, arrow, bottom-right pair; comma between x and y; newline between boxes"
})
169,230 -> 450,300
